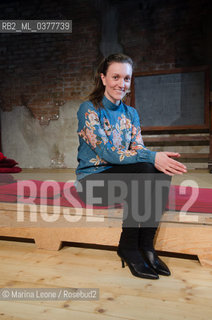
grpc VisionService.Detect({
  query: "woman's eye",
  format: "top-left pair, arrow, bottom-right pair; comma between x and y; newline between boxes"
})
125,77 -> 131,81
113,76 -> 118,79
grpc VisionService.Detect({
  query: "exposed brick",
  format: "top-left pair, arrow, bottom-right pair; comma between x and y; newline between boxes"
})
0,0 -> 211,120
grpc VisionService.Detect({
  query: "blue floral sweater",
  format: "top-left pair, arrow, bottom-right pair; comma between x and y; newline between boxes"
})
75,95 -> 156,181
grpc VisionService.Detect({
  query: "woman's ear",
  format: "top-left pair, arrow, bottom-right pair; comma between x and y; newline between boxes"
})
100,73 -> 106,86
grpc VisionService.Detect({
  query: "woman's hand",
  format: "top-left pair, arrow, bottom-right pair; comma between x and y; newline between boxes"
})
155,152 -> 187,176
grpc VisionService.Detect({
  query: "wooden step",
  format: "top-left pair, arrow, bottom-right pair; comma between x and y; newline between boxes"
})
143,135 -> 210,146
177,153 -> 209,162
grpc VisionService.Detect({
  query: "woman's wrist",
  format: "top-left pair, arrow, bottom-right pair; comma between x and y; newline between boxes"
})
138,149 -> 157,165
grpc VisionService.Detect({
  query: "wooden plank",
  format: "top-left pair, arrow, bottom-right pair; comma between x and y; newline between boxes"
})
1,242 -> 212,320
172,153 -> 209,159
143,135 -> 210,146
0,301 -> 117,320
1,202 -> 212,225
1,199 -> 212,266
1,220 -> 212,268
177,153 -> 209,161
0,202 -> 122,218
155,223 -> 212,267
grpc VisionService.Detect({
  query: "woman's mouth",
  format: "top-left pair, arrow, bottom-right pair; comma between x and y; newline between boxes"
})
115,89 -> 125,93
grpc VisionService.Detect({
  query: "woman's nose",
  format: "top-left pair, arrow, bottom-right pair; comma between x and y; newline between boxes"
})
118,78 -> 125,87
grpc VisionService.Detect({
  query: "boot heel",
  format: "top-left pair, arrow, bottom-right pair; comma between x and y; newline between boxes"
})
117,247 -> 159,279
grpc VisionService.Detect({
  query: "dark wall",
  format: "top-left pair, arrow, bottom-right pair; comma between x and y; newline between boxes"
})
0,0 -> 211,120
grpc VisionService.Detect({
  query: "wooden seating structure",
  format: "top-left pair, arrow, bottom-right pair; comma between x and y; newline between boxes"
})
0,201 -> 212,268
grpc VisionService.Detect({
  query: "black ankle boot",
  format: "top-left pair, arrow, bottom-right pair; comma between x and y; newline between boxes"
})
117,227 -> 159,280
139,227 -> 171,276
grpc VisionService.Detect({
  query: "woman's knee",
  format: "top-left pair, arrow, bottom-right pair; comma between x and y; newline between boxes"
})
136,162 -> 172,183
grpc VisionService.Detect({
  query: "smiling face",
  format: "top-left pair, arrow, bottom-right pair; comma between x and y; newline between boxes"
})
100,62 -> 132,105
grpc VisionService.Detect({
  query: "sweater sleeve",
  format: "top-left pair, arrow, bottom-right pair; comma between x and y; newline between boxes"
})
77,102 -> 156,165
129,108 -> 156,164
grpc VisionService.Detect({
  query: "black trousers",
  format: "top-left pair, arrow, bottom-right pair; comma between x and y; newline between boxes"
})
77,162 -> 171,228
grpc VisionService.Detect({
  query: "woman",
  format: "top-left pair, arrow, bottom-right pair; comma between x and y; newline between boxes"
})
75,53 -> 187,280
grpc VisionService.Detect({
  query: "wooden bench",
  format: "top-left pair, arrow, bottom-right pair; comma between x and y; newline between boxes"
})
1,201 -> 212,268
143,133 -> 212,169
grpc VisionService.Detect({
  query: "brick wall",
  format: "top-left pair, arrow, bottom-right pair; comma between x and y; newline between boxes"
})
0,0 -> 211,168
0,0 -> 211,119
119,0 -> 211,71
0,0 -> 101,122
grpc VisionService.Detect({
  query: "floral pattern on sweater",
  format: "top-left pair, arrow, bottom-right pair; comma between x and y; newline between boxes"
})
76,96 -> 156,180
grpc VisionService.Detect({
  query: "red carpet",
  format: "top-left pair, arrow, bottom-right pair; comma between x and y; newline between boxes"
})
0,180 -> 211,213
166,185 -> 211,213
